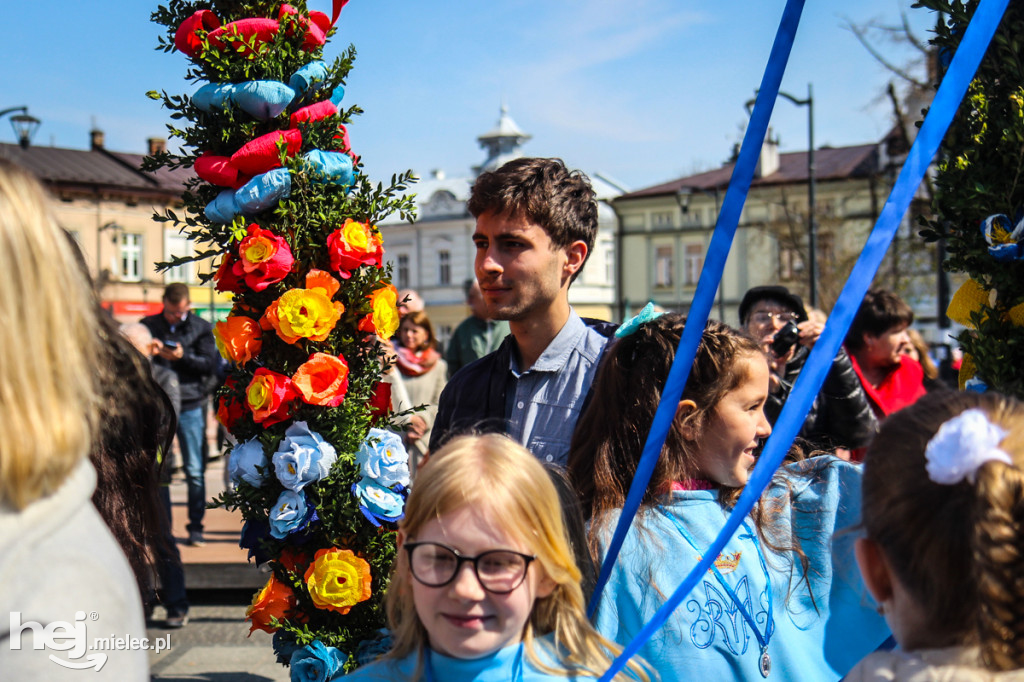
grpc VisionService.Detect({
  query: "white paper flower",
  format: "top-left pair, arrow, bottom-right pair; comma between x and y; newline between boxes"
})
924,408 -> 1011,484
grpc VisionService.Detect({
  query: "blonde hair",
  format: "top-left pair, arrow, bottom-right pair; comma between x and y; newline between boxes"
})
862,391 -> 1024,670
385,434 -> 650,680
0,161 -> 101,509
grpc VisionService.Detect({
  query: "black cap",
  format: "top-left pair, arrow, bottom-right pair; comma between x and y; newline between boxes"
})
738,286 -> 808,325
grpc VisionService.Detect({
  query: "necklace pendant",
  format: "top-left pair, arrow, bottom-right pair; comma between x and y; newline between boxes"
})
759,647 -> 771,678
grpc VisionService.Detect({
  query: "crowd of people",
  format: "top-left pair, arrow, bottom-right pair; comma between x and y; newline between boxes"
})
2,155 -> 1022,681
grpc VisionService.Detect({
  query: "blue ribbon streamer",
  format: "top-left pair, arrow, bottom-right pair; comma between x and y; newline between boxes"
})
588,0 -> 807,619
595,0 -> 1009,678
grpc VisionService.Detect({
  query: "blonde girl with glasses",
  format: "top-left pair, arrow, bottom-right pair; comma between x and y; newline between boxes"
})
344,434 -> 650,681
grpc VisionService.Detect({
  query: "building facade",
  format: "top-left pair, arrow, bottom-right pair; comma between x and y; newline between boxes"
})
0,132 -> 230,323
612,131 -> 942,330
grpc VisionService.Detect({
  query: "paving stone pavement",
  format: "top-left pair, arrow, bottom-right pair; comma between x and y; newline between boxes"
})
146,593 -> 288,682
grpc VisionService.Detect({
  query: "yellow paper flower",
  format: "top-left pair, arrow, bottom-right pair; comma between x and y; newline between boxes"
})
304,547 -> 372,615
261,271 -> 345,345
364,284 -> 400,339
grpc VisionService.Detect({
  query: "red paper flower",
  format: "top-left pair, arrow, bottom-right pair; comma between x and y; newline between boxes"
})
214,253 -> 245,294
232,224 -> 294,291
368,381 -> 392,420
216,378 -> 245,430
278,4 -> 328,50
326,219 -> 383,278
246,368 -> 301,426
293,352 -> 350,407
246,574 -> 296,634
207,18 -> 280,57
290,100 -> 338,128
174,10 -> 221,58
231,129 -> 303,177
195,153 -> 247,188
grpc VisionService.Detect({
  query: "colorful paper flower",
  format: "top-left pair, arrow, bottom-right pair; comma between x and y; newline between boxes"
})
246,574 -> 296,634
269,490 -> 311,539
355,429 -> 410,487
232,224 -> 295,291
246,368 -> 301,426
174,9 -> 221,58
304,548 -> 372,615
358,284 -> 400,339
355,630 -> 394,667
239,519 -> 272,565
368,381 -> 392,420
215,316 -> 263,365
292,352 -> 349,407
214,253 -> 245,294
981,212 -> 1024,261
228,438 -> 269,487
272,422 -> 338,492
261,270 -> 344,344
207,17 -> 281,58
289,641 -> 347,682
326,219 -> 383,278
232,129 -> 303,176
217,392 -> 246,431
352,477 -> 406,527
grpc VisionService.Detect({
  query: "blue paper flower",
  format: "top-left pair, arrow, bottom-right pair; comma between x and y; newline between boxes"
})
981,212 -> 1024,261
269,490 -> 310,539
228,438 -> 269,487
289,61 -> 329,96
273,421 -> 338,492
355,429 -> 410,487
289,640 -> 346,682
233,80 -> 297,120
303,150 -> 354,188
273,631 -> 301,665
239,519 -> 272,564
352,477 -> 405,527
236,168 -> 293,216
355,629 -> 394,667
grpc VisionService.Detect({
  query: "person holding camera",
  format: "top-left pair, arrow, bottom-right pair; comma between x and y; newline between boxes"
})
740,285 -> 877,458
141,283 -> 219,546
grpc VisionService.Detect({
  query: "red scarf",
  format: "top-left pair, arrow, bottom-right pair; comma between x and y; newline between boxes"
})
395,344 -> 440,377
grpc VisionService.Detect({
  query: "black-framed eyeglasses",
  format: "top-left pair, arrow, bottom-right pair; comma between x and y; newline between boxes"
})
404,542 -> 536,594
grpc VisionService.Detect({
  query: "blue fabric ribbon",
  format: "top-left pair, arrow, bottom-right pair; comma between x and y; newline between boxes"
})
614,302 -> 664,338
589,0 -> 807,620
595,0 -> 1010,678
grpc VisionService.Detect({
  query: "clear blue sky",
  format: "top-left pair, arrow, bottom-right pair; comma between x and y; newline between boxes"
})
0,0 -> 935,190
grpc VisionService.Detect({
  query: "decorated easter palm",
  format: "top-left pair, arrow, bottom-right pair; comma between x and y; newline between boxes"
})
920,0 -> 1024,398
147,0 -> 416,674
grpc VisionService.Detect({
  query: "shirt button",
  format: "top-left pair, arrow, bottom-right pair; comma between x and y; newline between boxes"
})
517,401 -> 525,409
545,455 -> 553,462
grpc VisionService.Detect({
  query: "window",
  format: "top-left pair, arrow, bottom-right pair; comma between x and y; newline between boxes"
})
605,247 -> 615,286
438,250 -> 451,286
397,254 -> 410,290
779,245 -> 804,280
121,233 -> 143,282
165,232 -> 195,284
684,243 -> 703,286
438,324 -> 453,352
652,211 -> 674,229
654,245 -> 673,287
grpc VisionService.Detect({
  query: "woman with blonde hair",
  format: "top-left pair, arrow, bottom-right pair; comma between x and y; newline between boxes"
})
345,433 -> 649,680
0,160 -> 148,678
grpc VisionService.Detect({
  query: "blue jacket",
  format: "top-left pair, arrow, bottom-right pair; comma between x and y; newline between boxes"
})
594,457 -> 890,682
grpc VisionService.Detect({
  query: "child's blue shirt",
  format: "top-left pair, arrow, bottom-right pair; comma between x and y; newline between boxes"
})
594,457 -> 890,682
343,635 -> 597,681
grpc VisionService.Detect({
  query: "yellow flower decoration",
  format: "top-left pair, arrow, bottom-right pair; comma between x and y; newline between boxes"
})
947,278 -> 989,329
304,547 -> 372,615
260,270 -> 344,345
368,284 -> 400,339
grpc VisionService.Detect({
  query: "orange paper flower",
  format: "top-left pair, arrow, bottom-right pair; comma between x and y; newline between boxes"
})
215,316 -> 263,365
246,368 -> 301,426
260,270 -> 344,344
246,574 -> 296,634
304,547 -> 372,615
359,284 -> 400,339
327,219 -> 384,278
293,352 -> 350,407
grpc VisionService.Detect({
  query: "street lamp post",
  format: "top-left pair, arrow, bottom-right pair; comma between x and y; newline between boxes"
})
746,85 -> 817,308
777,85 -> 817,308
0,106 -> 41,149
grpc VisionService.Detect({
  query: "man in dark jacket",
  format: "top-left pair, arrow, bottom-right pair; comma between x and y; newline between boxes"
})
142,283 -> 219,546
740,285 -> 877,454
429,158 -> 613,466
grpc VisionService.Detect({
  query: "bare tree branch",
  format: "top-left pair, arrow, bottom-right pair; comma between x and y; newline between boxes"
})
841,16 -> 929,89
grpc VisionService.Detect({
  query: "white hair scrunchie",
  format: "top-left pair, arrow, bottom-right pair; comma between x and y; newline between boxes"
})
924,408 -> 1012,485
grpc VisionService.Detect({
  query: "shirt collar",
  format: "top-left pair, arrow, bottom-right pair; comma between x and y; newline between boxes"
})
509,309 -> 586,375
